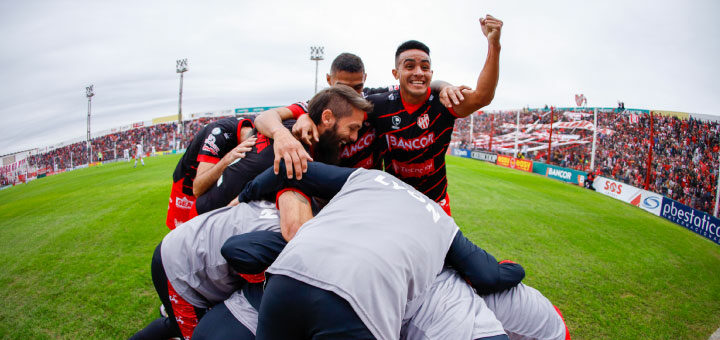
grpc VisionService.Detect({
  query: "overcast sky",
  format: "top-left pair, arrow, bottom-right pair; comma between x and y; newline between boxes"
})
1,0 -> 718,155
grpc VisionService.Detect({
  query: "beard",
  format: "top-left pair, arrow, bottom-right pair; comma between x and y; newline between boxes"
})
315,125 -> 342,165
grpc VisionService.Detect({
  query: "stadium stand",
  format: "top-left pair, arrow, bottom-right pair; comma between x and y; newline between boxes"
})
452,108 -> 720,216
3,105 -> 718,217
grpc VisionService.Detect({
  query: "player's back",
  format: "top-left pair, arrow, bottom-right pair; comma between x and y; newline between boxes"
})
267,169 -> 458,340
161,200 -> 280,308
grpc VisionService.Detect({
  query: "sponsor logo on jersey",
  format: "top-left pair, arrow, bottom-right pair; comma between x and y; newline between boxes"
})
211,127 -> 221,135
390,158 -> 435,178
340,130 -> 375,159
417,113 -> 429,129
391,116 -> 401,129
387,132 -> 435,151
202,135 -> 220,155
175,196 -> 193,210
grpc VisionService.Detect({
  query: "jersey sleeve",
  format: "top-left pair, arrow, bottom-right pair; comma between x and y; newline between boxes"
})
197,123 -> 236,164
237,162 -> 357,204
286,101 -> 309,119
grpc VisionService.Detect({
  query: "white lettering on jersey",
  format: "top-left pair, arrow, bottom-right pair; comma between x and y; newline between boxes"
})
373,174 -> 438,223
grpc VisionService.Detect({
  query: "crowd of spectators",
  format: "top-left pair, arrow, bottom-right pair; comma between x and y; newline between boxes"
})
22,116 -> 244,174
453,109 -> 720,215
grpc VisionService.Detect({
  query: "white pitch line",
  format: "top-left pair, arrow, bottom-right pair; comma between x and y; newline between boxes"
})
710,326 -> 720,340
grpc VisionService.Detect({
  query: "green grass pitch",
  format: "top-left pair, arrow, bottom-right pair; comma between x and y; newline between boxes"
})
0,155 -> 719,339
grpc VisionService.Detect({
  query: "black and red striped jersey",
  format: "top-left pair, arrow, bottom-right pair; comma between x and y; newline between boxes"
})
195,119 -> 296,214
366,88 -> 459,202
285,86 -> 396,170
172,117 -> 254,196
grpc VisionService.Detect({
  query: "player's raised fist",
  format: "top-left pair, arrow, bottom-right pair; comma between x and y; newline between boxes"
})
480,14 -> 503,44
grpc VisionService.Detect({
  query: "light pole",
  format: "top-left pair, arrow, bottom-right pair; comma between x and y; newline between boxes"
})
176,58 -> 188,135
86,85 -> 94,164
310,46 -> 324,94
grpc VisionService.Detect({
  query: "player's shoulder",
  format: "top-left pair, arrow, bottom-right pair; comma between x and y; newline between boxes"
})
366,89 -> 400,105
362,85 -> 399,97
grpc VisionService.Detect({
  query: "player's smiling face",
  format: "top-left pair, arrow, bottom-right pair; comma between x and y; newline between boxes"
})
393,49 -> 433,99
333,106 -> 365,145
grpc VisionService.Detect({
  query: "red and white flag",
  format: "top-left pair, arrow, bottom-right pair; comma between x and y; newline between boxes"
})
629,114 -> 639,124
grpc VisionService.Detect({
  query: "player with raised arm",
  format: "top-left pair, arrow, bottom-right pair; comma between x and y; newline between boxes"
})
270,15 -> 503,215
253,52 -> 465,179
165,117 -> 256,229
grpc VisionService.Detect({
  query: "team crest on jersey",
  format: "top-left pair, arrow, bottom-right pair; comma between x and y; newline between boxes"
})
391,116 -> 401,129
211,127 -> 221,135
417,113 -> 430,129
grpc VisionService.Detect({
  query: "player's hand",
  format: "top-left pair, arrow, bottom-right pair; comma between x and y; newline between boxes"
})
480,15 -> 503,44
273,129 -> 313,179
439,85 -> 471,108
228,197 -> 240,207
223,136 -> 257,163
292,114 -> 319,146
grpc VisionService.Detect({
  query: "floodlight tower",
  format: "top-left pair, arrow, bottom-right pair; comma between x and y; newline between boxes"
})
176,58 -> 189,135
86,85 -> 94,164
310,46 -> 324,94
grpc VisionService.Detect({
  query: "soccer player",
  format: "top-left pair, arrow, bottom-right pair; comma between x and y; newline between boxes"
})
253,52 -> 464,179
267,15 -> 503,215
129,199 -> 294,340
165,117 -> 256,229
195,231 -> 568,340
193,84 -> 373,215
231,161 -> 525,339
134,142 -> 145,168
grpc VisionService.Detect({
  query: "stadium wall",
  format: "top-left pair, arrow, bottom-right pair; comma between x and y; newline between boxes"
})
450,147 -> 720,246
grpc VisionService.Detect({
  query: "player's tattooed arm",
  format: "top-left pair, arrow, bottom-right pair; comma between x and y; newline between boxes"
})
447,14 -> 503,117
255,107 -> 314,180
193,136 -> 257,197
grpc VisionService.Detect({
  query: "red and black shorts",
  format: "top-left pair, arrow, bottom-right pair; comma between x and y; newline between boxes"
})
166,179 -> 197,230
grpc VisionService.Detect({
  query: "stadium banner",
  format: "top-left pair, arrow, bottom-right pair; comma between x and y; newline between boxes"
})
450,148 -> 471,158
496,155 -> 533,172
660,198 -> 720,245
533,163 -> 586,186
234,106 -> 281,114
594,176 -> 662,216
470,150 -> 497,163
152,115 -> 178,125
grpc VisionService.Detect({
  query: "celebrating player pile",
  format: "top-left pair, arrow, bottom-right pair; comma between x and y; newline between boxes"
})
131,15 -> 571,340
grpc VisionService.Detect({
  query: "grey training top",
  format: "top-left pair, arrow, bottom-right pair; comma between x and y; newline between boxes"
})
161,201 -> 280,307
401,268 -> 506,340
267,169 -> 459,340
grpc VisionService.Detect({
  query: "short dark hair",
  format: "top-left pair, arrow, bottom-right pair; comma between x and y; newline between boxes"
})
330,53 -> 365,74
308,85 -> 374,124
395,40 -> 430,65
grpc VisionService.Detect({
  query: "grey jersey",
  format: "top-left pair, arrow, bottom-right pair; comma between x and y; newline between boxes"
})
267,169 -> 459,340
401,268 -> 506,340
483,284 -> 567,340
225,290 -> 258,335
161,201 -> 280,308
